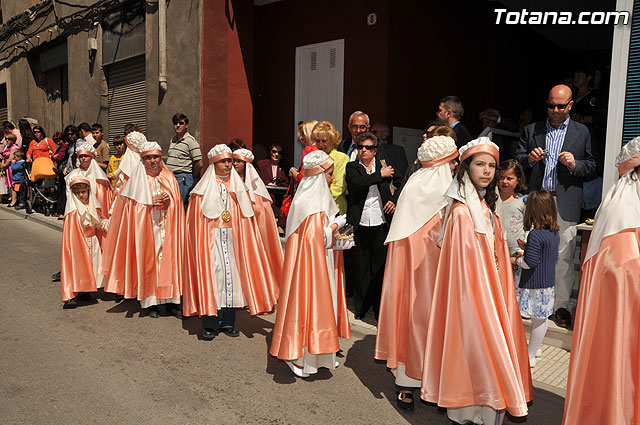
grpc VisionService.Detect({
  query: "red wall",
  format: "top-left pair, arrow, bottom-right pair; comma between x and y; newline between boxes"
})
201,0 -> 254,163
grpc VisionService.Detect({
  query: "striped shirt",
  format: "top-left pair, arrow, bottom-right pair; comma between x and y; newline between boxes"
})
166,132 -> 202,174
542,117 -> 569,191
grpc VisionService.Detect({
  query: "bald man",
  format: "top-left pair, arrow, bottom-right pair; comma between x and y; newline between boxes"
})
515,84 -> 596,328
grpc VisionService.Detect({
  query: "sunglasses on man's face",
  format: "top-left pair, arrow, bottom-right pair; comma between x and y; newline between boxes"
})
271,150 -> 282,154
173,121 -> 186,126
547,102 -> 571,110
357,144 -> 376,151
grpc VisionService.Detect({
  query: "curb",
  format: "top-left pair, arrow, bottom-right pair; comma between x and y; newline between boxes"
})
0,204 -> 64,232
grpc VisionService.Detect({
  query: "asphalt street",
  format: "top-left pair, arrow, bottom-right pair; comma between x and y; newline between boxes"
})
0,207 -> 565,424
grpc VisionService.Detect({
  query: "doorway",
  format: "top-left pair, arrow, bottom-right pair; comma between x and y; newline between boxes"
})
294,39 -> 344,167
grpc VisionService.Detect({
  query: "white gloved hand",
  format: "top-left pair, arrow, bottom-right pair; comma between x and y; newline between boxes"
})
332,214 -> 347,229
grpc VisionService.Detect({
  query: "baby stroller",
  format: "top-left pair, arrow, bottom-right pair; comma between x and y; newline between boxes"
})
21,157 -> 58,215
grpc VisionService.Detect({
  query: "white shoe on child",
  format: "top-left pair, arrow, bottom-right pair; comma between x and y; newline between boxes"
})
529,357 -> 537,368
285,361 -> 309,378
536,348 -> 543,358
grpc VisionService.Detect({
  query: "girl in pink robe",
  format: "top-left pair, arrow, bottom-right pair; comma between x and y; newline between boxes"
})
420,138 -> 532,425
60,169 -> 108,308
270,150 -> 351,378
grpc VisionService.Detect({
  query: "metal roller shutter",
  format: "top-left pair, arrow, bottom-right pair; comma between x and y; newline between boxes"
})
623,0 -> 640,145
106,55 -> 146,149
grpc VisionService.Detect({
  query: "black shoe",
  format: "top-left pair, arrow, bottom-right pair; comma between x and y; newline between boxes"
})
145,307 -> 159,318
77,292 -> 92,301
354,312 -> 365,320
202,328 -> 217,340
114,295 -> 124,303
168,304 -> 183,319
51,271 -> 61,282
219,327 -> 240,337
63,298 -> 78,309
554,307 -> 572,329
396,390 -> 415,411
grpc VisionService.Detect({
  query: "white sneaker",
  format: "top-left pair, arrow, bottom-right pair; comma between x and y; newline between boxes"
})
334,361 -> 339,368
285,361 -> 309,378
536,348 -> 543,358
529,357 -> 536,368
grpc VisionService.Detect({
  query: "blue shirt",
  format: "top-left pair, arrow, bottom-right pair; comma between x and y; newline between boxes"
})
10,160 -> 25,184
542,117 -> 569,191
520,228 -> 560,289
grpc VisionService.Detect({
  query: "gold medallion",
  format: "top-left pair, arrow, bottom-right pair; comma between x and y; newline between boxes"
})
221,210 -> 231,222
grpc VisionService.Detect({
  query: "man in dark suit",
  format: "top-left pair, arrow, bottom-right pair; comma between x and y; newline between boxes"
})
436,96 -> 472,148
339,110 -> 370,161
514,84 -> 596,328
346,132 -> 403,320
371,122 -> 409,179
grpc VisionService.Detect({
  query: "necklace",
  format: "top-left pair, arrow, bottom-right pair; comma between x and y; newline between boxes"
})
219,181 -> 231,222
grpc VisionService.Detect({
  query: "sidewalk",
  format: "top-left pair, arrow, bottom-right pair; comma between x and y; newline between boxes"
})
0,203 -> 64,232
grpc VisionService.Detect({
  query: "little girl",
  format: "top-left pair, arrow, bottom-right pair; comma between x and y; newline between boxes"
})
497,159 -> 527,286
512,190 -> 560,368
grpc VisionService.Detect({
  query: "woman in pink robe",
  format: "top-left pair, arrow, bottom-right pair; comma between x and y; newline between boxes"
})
374,135 -> 458,410
562,137 -> 640,425
270,150 -> 351,378
420,138 -> 532,424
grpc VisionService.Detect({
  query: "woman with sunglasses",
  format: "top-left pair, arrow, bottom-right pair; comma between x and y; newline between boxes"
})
256,143 -> 290,233
25,125 -> 57,208
345,131 -> 402,320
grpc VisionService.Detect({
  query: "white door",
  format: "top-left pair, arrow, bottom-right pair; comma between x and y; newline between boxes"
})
294,39 -> 344,168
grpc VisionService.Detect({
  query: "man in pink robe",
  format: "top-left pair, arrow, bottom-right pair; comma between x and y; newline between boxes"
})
99,141 -> 185,318
69,142 -> 115,216
183,144 -> 278,340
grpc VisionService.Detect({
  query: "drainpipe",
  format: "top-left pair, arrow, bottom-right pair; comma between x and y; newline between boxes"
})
158,0 -> 167,93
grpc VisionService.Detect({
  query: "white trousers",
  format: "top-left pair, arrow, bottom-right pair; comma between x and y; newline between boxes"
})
447,405 -> 505,424
554,201 -> 577,310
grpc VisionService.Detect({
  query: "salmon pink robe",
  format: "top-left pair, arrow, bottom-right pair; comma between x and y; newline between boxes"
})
562,229 -> 640,424
270,213 -> 351,372
375,211 -> 443,381
99,167 -> 184,305
60,207 -> 107,302
183,178 -> 278,317
252,194 -> 283,299
420,200 -> 533,417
